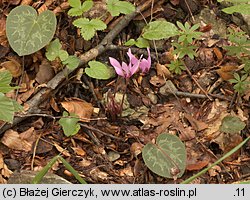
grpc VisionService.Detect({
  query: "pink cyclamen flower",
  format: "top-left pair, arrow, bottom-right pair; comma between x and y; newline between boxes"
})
139,47 -> 151,73
109,50 -> 140,78
109,48 -> 151,78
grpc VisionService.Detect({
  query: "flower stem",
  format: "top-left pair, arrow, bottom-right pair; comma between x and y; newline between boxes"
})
119,78 -> 129,117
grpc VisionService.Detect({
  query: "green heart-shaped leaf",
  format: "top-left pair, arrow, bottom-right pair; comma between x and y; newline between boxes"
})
220,115 -> 246,134
142,133 -> 186,179
85,61 -> 114,80
6,5 -> 56,56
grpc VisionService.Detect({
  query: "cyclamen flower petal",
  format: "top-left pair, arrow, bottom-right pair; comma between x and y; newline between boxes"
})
129,57 -> 141,76
127,48 -> 139,65
109,57 -> 125,77
139,47 -> 151,73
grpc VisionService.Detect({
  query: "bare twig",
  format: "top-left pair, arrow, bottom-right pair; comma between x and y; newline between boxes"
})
184,64 -> 213,101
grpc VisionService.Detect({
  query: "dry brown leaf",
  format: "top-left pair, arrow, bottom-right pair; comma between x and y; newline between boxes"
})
178,126 -> 196,141
61,98 -> 94,121
31,117 -> 44,129
71,146 -> 86,156
186,160 -> 210,171
170,0 -> 180,5
149,75 -> 166,87
37,4 -> 48,14
90,168 -> 108,181
53,143 -> 71,157
1,130 -> 33,151
35,60 -> 55,84
50,97 -> 60,112
156,63 -> 171,78
79,158 -> 92,167
0,59 -> 22,77
4,0 -> 20,5
216,65 -> 238,81
130,142 -> 143,157
208,165 -> 221,177
213,47 -> 223,61
184,113 -> 208,131
18,88 -> 35,103
0,16 -> 7,46
119,166 -> 133,177
20,0 -> 32,5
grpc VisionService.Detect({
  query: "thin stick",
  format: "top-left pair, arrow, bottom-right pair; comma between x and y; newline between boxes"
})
184,64 -> 213,100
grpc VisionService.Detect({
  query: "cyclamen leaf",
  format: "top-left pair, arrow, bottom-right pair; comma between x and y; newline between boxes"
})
6,5 -> 56,56
59,111 -> 80,137
85,61 -> 114,80
107,0 -> 135,17
73,18 -> 107,40
0,70 -> 16,93
142,133 -> 186,179
62,56 -> 80,70
0,93 -> 22,123
142,21 -> 179,40
220,115 -> 246,134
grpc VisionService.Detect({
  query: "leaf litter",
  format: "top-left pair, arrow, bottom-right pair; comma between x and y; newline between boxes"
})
0,0 -> 249,184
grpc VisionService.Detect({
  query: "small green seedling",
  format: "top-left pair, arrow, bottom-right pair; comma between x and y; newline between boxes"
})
224,29 -> 250,57
168,59 -> 186,75
125,37 -> 150,48
6,5 -> 56,56
142,133 -> 186,179
73,18 -> 107,41
68,0 -> 93,16
173,42 -> 197,59
46,39 -> 80,70
85,61 -> 115,80
107,0 -> 135,17
59,111 -> 80,137
229,73 -> 250,95
176,22 -> 202,44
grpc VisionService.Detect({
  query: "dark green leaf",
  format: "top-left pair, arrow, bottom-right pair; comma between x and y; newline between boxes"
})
142,21 -> 179,40
142,133 -> 186,178
85,61 -> 114,80
220,115 -> 246,134
6,5 -> 56,56
107,0 -> 135,16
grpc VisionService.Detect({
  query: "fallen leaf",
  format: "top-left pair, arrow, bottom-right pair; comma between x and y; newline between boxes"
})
35,60 -> 55,84
213,47 -> 223,61
61,98 -> 94,122
186,159 -> 210,171
53,142 -> 71,157
90,168 -> 108,181
130,142 -> 143,157
208,165 -> 221,177
71,146 -> 86,156
156,63 -> 171,78
149,75 -> 166,87
1,129 -> 33,151
216,65 -> 238,81
0,59 -> 22,77
184,113 -> 208,131
119,166 -> 133,177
